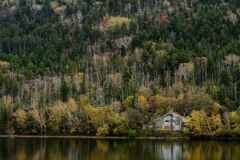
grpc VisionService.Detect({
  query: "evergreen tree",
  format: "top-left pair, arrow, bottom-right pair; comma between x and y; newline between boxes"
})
60,78 -> 69,102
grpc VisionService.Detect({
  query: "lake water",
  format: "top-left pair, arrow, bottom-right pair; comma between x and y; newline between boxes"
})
0,138 -> 240,160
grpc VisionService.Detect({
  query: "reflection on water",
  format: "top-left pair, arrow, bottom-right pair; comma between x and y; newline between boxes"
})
0,138 -> 240,160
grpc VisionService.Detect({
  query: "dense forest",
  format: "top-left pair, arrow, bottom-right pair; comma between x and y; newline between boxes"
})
0,0 -> 240,137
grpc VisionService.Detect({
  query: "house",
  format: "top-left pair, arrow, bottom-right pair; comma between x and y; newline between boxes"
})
154,111 -> 186,131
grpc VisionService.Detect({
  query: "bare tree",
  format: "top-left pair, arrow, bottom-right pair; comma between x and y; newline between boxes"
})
225,54 -> 239,73
176,62 -> 194,81
225,54 -> 240,102
76,11 -> 83,23
59,13 -> 65,23
115,36 -> 132,56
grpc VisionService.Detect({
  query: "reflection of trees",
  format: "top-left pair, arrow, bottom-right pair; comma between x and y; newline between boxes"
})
96,140 -> 109,152
0,139 -> 240,160
185,141 -> 234,160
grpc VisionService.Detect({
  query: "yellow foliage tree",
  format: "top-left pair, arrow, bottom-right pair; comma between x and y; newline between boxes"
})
231,111 -> 240,135
0,61 -> 10,69
67,98 -> 78,112
186,110 -> 209,136
0,96 -> 13,109
107,16 -> 130,29
0,96 -> 14,131
84,106 -> 115,129
212,103 -> 221,115
24,83 -> 30,93
15,109 -> 27,127
137,96 -> 150,110
209,114 -> 223,136
78,95 -> 90,108
48,101 -> 66,133
78,72 -> 84,84
96,124 -> 109,136
113,112 -> 129,136
122,96 -> 134,110
123,56 -> 132,65
54,5 -> 66,15
186,110 -> 223,136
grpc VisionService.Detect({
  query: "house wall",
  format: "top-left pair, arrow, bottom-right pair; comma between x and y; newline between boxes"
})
155,114 -> 183,131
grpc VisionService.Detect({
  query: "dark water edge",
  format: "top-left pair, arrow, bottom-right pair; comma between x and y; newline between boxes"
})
0,135 -> 190,140
1,135 -> 240,140
0,137 -> 240,160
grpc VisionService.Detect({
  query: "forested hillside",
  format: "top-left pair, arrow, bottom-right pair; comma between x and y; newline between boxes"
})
0,0 -> 240,137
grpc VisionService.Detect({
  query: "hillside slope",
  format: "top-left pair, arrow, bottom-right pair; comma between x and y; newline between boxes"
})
0,0 -> 240,136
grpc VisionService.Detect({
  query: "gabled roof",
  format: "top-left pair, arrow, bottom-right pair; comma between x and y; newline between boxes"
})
157,111 -> 187,121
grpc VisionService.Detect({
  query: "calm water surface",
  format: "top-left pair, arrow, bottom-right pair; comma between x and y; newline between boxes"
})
0,138 -> 240,160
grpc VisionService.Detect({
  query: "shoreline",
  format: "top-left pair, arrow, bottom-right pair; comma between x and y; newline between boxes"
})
0,135 -> 190,140
0,135 -> 239,140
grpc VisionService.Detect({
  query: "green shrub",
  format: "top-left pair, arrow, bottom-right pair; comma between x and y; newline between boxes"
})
128,129 -> 137,137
